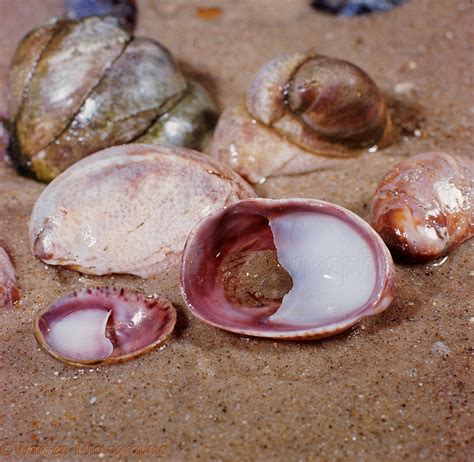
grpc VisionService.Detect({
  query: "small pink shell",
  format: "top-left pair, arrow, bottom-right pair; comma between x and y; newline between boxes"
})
0,244 -> 20,308
180,198 -> 395,340
371,152 -> 473,262
34,287 -> 176,366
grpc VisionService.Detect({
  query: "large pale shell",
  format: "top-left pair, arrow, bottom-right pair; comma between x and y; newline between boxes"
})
34,287 -> 176,366
371,152 -> 473,262
181,198 -> 395,340
29,144 -> 255,277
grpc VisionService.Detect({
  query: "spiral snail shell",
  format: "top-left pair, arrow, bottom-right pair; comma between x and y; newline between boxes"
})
210,52 -> 392,184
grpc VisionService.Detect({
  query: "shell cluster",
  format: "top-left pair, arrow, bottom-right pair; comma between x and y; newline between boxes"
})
2,7 -> 471,365
8,16 -> 216,182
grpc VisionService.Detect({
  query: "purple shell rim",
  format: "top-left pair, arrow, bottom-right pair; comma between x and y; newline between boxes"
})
33,286 -> 177,367
180,198 -> 396,340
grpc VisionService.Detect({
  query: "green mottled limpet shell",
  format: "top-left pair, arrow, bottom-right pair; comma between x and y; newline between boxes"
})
8,16 -> 217,182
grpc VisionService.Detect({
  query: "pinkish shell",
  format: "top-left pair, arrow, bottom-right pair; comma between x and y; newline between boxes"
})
0,244 -> 20,308
180,198 -> 395,340
370,152 -> 473,262
29,144 -> 255,278
209,102 -> 348,185
34,287 -> 176,366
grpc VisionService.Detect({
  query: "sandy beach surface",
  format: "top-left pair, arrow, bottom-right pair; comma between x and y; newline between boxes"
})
0,1 -> 472,460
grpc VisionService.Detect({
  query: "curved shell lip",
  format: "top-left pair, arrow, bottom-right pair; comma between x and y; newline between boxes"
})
180,198 -> 396,340
33,287 -> 177,367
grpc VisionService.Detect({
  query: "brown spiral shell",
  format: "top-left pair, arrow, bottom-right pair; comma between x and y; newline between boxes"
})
248,52 -> 392,152
210,51 -> 392,184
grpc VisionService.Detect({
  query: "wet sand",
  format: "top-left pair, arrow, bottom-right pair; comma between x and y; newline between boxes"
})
0,0 -> 473,460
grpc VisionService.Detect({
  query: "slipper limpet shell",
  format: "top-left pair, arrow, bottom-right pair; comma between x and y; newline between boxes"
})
34,287 -> 176,366
28,144 -> 255,278
181,198 -> 395,340
8,16 -> 216,182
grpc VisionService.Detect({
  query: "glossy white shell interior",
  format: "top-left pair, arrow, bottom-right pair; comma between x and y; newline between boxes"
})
46,308 -> 113,361
269,212 -> 376,326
